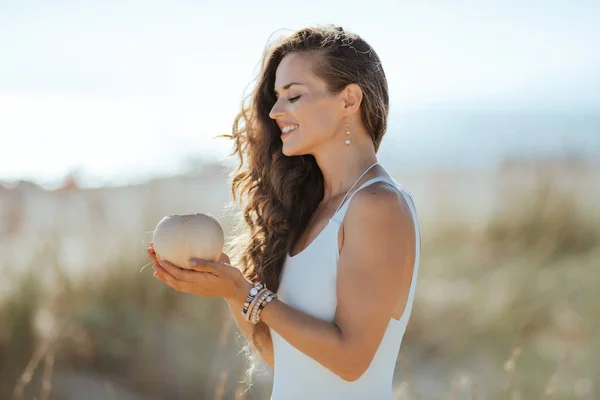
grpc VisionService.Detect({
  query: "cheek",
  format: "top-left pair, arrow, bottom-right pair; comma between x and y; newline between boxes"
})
299,101 -> 339,138
313,111 -> 338,133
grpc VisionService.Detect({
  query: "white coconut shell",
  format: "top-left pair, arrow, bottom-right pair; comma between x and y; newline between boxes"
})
152,213 -> 224,270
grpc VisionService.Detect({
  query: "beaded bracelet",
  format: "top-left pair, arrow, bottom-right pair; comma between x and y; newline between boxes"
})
249,289 -> 272,324
250,292 -> 278,324
244,288 -> 269,322
242,282 -> 265,319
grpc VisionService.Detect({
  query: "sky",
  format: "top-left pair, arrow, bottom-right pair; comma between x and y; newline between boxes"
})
1,0 -> 599,188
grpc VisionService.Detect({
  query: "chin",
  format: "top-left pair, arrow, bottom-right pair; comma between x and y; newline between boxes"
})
281,141 -> 309,157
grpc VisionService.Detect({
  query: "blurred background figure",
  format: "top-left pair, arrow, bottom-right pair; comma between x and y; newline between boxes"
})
1,1 -> 598,399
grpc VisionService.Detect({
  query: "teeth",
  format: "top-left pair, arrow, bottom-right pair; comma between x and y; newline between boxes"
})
282,125 -> 298,134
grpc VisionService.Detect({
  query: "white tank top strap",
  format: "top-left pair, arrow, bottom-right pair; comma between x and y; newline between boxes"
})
331,175 -> 395,224
332,162 -> 379,215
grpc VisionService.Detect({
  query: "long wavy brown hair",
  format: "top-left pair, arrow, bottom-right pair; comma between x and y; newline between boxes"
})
224,24 -> 390,375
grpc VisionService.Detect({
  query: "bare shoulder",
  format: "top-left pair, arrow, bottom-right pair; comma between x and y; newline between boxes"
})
344,180 -> 414,230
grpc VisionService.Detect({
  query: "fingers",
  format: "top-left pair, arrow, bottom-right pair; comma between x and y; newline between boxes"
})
187,258 -> 221,275
147,250 -> 161,271
159,259 -> 197,281
218,252 -> 231,265
154,262 -> 174,278
153,256 -> 223,297
149,246 -> 185,291
153,269 -> 181,292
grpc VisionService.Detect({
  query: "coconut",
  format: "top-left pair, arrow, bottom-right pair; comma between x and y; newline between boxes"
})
152,213 -> 224,270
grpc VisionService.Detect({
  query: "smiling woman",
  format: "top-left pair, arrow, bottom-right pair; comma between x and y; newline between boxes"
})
149,24 -> 421,400
226,24 -> 422,399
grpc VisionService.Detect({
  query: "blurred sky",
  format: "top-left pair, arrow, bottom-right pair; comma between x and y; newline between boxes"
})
1,0 -> 599,188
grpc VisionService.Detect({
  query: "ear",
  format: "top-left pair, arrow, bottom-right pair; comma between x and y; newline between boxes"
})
343,83 -> 363,115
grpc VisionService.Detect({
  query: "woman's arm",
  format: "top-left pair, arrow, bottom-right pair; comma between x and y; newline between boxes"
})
217,253 -> 274,369
252,184 -> 416,381
225,296 -> 274,370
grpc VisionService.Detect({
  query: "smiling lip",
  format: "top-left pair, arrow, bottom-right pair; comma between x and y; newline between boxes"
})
280,125 -> 298,139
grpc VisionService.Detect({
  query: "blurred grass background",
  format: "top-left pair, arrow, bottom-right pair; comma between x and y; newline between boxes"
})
0,157 -> 598,400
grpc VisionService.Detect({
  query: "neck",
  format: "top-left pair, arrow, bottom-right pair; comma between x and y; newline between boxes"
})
312,134 -> 378,203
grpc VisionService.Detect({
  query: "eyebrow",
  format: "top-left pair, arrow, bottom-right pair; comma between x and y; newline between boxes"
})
274,82 -> 304,96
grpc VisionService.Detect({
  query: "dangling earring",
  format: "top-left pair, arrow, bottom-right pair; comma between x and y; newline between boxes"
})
345,120 -> 351,145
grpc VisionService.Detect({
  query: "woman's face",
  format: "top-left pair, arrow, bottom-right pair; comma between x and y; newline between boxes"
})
269,52 -> 346,157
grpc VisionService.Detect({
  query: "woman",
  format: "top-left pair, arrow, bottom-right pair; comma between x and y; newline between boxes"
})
148,24 -> 421,400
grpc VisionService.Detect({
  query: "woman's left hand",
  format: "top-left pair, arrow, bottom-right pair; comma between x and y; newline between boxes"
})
147,244 -> 251,301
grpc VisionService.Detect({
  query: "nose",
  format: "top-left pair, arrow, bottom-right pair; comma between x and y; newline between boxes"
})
269,98 -> 285,120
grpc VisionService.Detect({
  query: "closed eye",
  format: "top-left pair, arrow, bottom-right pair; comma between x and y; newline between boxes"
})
289,95 -> 301,103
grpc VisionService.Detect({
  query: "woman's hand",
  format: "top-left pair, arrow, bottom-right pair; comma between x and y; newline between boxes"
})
146,243 -> 252,301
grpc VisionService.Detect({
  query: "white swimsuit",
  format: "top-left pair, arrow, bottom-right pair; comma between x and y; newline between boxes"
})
268,163 -> 421,400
